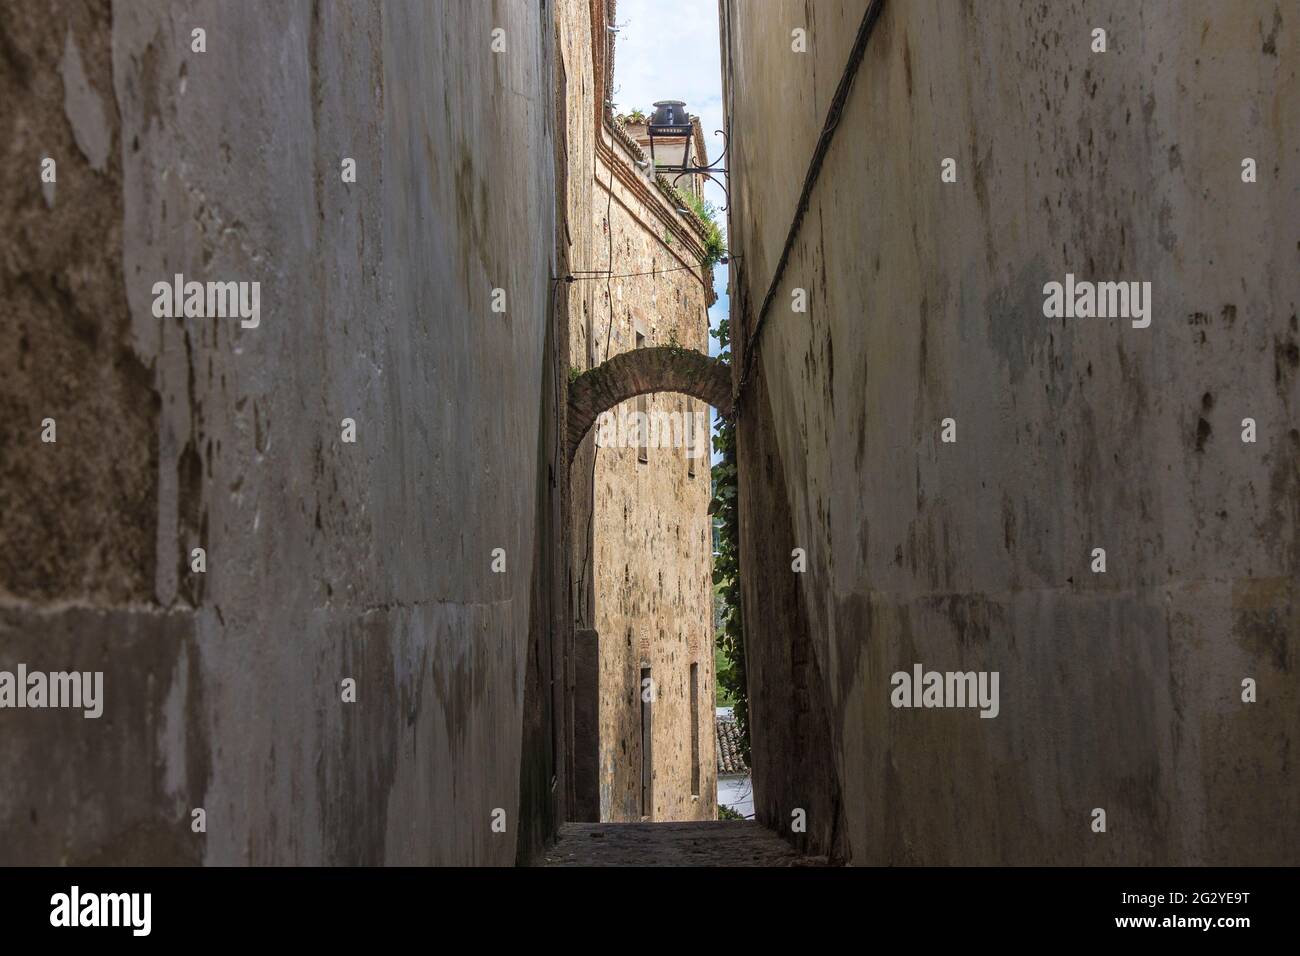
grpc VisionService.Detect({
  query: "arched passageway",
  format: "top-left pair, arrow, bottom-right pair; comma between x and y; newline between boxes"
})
566,346 -> 732,461
565,344 -> 733,824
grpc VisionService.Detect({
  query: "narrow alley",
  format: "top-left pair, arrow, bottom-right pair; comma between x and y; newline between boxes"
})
544,822 -> 819,867
1,0 -> 1295,897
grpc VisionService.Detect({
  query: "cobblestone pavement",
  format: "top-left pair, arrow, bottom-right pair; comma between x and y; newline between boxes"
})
542,822 -> 825,866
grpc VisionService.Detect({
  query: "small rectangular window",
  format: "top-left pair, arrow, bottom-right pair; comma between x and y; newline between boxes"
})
686,400 -> 696,478
635,331 -> 648,464
640,665 -> 653,819
690,662 -> 700,797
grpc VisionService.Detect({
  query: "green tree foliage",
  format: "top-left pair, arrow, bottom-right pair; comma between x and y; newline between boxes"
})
710,312 -> 748,763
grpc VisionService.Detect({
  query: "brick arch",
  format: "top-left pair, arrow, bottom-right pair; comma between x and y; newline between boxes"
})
567,346 -> 733,462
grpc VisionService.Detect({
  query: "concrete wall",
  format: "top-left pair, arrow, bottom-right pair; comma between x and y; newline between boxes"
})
563,0 -> 716,823
722,0 -> 1298,863
1,0 -> 565,865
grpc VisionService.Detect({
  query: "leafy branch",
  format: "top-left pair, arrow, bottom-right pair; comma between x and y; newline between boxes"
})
678,189 -> 726,268
709,312 -> 748,764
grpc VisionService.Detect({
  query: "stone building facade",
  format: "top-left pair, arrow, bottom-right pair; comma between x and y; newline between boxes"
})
559,0 -> 718,823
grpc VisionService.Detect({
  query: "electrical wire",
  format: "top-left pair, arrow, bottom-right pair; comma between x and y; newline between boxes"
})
553,253 -> 736,284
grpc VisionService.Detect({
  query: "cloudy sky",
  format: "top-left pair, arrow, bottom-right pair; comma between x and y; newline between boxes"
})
611,0 -> 729,362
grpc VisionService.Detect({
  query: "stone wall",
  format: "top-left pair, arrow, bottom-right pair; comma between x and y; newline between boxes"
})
564,0 -> 717,823
722,0 -> 1298,864
554,0 -> 601,824
1,0 -> 566,865
587,150 -> 716,821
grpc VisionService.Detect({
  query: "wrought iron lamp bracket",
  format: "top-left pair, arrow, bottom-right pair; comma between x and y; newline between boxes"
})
647,128 -> 731,209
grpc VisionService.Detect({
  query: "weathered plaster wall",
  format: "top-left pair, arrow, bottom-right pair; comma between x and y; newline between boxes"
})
723,0 -> 1298,863
2,0 -> 563,865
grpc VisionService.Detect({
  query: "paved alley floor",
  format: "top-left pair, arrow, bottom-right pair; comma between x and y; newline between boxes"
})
542,821 -> 823,866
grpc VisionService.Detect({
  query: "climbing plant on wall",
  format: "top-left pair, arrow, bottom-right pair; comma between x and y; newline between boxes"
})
679,189 -> 726,268
710,312 -> 748,763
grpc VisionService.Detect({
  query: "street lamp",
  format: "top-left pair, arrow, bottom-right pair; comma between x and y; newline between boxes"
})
645,100 -> 731,209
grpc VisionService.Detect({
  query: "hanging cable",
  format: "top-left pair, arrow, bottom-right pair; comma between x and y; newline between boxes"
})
553,254 -> 735,284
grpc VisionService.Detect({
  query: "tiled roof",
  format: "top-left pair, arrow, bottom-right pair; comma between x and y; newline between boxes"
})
715,715 -> 748,775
